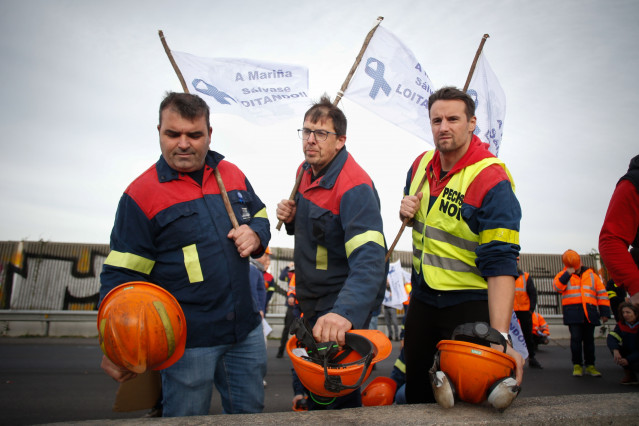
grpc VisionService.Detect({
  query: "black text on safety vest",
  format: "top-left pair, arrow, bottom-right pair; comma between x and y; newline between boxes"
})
439,188 -> 464,220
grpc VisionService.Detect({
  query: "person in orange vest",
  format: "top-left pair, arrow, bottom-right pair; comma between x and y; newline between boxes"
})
532,312 -> 550,349
513,257 -> 542,369
554,249 -> 611,377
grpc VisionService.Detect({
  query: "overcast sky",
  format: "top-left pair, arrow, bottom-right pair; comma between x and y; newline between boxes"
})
0,0 -> 637,255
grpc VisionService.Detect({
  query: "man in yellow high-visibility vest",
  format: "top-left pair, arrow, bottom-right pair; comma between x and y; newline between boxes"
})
398,87 -> 523,404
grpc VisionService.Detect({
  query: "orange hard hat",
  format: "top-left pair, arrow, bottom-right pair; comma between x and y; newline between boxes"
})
97,282 -> 187,374
432,322 -> 519,409
362,376 -> 397,406
562,249 -> 581,269
287,318 -> 392,401
264,246 -> 271,255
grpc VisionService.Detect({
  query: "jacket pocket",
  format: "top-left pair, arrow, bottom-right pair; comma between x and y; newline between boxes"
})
309,205 -> 330,243
154,203 -> 199,249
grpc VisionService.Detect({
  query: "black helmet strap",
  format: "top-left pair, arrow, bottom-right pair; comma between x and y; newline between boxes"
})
289,318 -> 376,393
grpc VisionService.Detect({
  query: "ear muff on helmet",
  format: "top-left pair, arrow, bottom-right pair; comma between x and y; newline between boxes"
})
432,322 -> 519,410
429,351 -> 456,409
287,318 -> 391,401
486,377 -> 520,411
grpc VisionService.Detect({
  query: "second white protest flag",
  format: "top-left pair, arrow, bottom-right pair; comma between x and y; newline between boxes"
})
343,26 -> 435,144
467,52 -> 506,156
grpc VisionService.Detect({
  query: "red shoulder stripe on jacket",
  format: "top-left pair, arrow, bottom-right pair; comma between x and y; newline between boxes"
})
463,164 -> 511,208
301,154 -> 374,214
126,161 -> 248,220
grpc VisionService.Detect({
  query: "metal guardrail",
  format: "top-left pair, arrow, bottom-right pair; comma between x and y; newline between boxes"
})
0,310 -> 98,322
0,310 -> 566,338
0,310 -> 289,337
0,310 -> 98,336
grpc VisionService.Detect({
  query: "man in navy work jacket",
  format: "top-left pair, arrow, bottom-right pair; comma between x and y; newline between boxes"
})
276,94 -> 387,409
99,92 -> 270,417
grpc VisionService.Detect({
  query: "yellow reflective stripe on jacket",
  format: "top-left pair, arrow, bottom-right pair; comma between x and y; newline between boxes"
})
345,230 -> 385,258
479,228 -> 519,245
104,250 -> 155,275
394,357 -> 406,374
253,207 -> 268,219
182,244 -> 204,283
409,151 -> 515,291
316,245 -> 327,270
609,331 -> 622,343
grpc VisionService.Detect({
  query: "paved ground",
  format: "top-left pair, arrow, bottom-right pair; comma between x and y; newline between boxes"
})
0,334 -> 636,425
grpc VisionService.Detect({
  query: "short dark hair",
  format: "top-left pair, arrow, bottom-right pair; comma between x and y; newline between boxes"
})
303,94 -> 347,136
159,92 -> 210,129
618,301 -> 639,321
428,86 -> 475,120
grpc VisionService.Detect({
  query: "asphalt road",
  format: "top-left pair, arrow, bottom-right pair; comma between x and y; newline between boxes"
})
0,334 -> 636,425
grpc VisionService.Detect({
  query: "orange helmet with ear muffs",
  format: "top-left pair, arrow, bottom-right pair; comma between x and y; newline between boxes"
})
97,282 -> 187,374
287,318 -> 392,402
429,322 -> 520,411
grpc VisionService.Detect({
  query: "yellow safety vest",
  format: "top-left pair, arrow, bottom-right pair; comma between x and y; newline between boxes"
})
410,150 -> 516,291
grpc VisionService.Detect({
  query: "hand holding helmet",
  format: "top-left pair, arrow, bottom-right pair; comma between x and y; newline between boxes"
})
287,318 -> 392,404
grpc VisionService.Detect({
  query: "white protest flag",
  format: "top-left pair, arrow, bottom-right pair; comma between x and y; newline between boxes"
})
383,260 -> 408,309
467,52 -> 506,156
509,311 -> 529,360
343,26 -> 435,144
171,51 -> 309,125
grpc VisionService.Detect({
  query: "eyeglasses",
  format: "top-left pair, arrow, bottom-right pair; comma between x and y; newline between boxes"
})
298,128 -> 338,142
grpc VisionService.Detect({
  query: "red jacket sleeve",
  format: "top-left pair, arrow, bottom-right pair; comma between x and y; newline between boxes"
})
599,180 -> 639,295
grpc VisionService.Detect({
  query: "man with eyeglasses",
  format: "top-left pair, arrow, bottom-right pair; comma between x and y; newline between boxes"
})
276,94 -> 387,409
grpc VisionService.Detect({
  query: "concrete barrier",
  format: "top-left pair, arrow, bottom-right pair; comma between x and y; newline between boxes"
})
55,393 -> 639,425
0,312 -> 575,340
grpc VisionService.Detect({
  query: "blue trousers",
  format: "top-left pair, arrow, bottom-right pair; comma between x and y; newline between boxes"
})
161,323 -> 266,416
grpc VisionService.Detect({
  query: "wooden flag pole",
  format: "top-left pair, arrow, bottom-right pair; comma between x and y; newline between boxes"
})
158,30 -> 189,93
334,16 -> 384,106
158,30 -> 240,230
463,34 -> 489,92
275,16 -> 384,231
384,33 -> 490,263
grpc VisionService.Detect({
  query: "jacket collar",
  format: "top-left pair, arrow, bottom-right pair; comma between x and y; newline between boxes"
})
156,150 -> 225,183
619,320 -> 639,333
307,147 -> 348,190
429,134 -> 494,179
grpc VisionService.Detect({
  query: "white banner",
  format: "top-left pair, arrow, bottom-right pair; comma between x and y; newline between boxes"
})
509,311 -> 529,360
383,260 -> 409,309
467,53 -> 506,156
171,51 -> 309,125
343,26 -> 435,144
